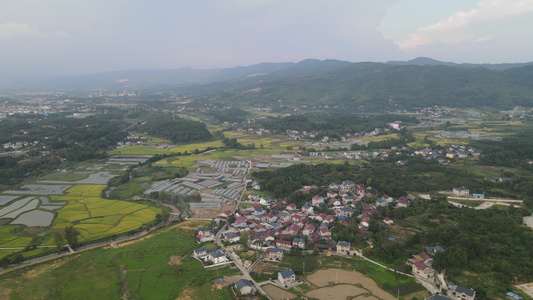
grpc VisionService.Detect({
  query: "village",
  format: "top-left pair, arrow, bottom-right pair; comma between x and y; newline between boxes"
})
184,159 -> 494,300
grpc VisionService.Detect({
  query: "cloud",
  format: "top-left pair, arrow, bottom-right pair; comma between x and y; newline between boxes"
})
0,23 -> 48,39
54,30 -> 71,39
396,0 -> 533,50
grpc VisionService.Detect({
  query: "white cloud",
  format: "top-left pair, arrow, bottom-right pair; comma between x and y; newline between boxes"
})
396,0 -> 533,50
0,23 -> 48,39
54,30 -> 71,39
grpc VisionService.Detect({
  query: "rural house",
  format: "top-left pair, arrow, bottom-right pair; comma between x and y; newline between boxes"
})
447,282 -> 476,300
235,279 -> 256,295
278,269 -> 296,286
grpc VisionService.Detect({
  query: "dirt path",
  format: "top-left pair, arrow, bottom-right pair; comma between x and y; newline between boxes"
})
120,266 -> 132,300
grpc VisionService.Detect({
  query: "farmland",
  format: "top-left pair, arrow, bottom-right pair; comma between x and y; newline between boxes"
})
109,140 -> 224,155
0,221 -> 239,299
0,184 -> 161,260
50,185 -> 161,242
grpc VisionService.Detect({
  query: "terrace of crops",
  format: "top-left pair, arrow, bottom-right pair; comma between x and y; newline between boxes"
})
49,185 -> 161,242
0,185 -> 161,258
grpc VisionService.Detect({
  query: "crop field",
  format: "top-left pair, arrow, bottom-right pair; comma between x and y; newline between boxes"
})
48,185 -> 160,242
38,172 -> 89,182
63,184 -> 106,197
156,149 -> 277,169
110,140 -> 223,155
222,131 -> 305,150
2,184 -> 71,195
12,210 -> 55,227
0,225 -> 34,258
0,196 -> 18,206
0,222 -> 239,299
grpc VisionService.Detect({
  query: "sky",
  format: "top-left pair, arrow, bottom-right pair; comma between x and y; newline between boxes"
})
1,0 -> 533,82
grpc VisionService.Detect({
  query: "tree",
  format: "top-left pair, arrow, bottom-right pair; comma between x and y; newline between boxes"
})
161,208 -> 171,223
53,230 -> 65,253
240,231 -> 249,248
64,226 -> 80,250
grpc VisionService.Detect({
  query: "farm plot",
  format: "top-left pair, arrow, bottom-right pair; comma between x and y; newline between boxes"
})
0,197 -> 38,219
12,210 -> 55,227
0,225 -> 33,254
305,269 -> 395,300
110,140 -> 223,155
40,172 -> 117,185
0,196 -> 18,206
64,185 -> 106,197
0,226 -> 23,243
2,184 -> 71,195
50,185 -> 160,242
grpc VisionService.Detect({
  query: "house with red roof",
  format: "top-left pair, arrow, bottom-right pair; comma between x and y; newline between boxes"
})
288,224 -> 300,235
412,261 -> 435,278
275,239 -> 293,249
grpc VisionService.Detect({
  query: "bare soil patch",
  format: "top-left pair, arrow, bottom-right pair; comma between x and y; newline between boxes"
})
168,255 -> 185,265
305,284 -> 367,300
250,154 -> 271,161
190,202 -> 234,219
0,286 -> 11,300
262,284 -> 297,300
175,288 -> 194,300
190,207 -> 220,219
172,220 -> 210,231
306,269 -> 395,300
516,282 -> 533,297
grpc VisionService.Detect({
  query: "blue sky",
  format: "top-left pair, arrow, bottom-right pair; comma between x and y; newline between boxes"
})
1,0 -> 533,81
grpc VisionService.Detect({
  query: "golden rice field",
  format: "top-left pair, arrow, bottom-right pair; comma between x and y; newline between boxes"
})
49,185 -> 161,242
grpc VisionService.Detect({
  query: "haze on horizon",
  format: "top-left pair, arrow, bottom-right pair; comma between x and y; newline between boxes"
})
2,0 -> 533,83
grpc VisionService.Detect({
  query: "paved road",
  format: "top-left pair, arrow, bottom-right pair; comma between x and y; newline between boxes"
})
0,246 -> 56,250
447,196 -> 522,203
213,161 -> 271,299
449,200 -> 518,210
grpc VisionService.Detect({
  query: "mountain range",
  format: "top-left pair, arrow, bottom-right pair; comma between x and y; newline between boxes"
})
2,57 -> 533,110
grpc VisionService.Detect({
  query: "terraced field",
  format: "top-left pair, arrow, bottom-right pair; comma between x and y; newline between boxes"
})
0,185 -> 161,259
49,185 -> 161,242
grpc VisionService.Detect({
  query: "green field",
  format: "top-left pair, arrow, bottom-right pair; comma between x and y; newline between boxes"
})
50,185 -> 161,242
37,172 -> 90,182
109,140 -> 223,155
0,222 -> 239,299
0,226 -> 33,249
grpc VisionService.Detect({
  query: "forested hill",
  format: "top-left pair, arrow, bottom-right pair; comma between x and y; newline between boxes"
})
13,58 -> 533,111
185,61 -> 533,111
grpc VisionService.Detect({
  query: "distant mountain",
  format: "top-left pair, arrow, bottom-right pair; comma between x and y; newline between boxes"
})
386,57 -> 533,70
386,57 -> 459,67
32,62 -> 295,91
281,59 -> 352,74
183,60 -> 533,111
3,58 -> 533,111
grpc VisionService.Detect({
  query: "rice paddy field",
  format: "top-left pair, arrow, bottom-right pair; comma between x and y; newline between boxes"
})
49,185 -> 161,242
0,185 -> 161,259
